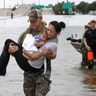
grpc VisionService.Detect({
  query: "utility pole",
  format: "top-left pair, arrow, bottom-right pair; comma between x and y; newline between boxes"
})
4,0 -> 6,16
22,0 -> 23,4
4,0 -> 5,9
38,0 -> 40,5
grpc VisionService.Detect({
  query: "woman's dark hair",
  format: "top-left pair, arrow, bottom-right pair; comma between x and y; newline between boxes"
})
49,21 -> 66,33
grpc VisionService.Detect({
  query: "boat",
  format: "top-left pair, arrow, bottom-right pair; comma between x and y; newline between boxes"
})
66,36 -> 81,53
67,36 -> 96,69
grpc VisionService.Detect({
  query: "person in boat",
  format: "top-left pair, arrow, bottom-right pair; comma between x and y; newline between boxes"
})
81,20 -> 96,69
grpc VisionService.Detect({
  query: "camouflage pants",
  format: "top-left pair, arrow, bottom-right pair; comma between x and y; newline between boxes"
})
81,46 -> 89,66
23,70 -> 51,96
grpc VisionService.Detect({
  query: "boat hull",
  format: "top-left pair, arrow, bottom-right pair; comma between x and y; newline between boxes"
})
70,42 -> 81,53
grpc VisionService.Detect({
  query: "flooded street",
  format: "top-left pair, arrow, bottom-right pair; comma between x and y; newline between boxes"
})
0,15 -> 96,96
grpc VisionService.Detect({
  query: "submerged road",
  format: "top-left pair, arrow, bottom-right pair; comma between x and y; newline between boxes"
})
0,15 -> 96,96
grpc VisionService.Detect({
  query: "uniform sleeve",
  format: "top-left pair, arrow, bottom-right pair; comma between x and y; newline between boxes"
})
18,32 -> 26,45
18,25 -> 32,45
83,30 -> 88,38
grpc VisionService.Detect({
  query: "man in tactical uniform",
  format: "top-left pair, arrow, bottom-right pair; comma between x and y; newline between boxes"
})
81,20 -> 96,69
80,22 -> 91,68
18,9 -> 55,96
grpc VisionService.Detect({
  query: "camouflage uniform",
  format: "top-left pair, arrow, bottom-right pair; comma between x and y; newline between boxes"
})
80,42 -> 89,68
18,22 -> 51,96
80,27 -> 89,68
23,67 -> 51,96
80,24 -> 95,68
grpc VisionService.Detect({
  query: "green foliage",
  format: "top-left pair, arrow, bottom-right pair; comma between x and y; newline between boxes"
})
52,1 -> 96,15
76,1 -> 96,14
76,1 -> 89,14
53,2 -> 75,15
53,3 -> 63,15
89,1 -> 96,11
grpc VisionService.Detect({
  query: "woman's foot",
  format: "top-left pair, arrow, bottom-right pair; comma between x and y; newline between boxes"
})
0,68 -> 6,76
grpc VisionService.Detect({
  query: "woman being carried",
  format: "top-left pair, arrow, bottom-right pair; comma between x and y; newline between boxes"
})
0,21 -> 65,76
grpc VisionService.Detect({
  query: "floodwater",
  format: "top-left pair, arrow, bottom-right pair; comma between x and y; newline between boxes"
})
0,15 -> 96,96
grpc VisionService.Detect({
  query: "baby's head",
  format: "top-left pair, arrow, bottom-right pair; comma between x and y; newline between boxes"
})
39,28 -> 48,42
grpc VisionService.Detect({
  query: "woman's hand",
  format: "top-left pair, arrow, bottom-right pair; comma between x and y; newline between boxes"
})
42,48 -> 56,59
8,43 -> 19,54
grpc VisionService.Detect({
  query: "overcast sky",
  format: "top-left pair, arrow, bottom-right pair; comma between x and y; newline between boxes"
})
0,0 -> 95,8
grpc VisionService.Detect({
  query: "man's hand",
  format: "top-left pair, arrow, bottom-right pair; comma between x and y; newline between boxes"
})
8,43 -> 18,54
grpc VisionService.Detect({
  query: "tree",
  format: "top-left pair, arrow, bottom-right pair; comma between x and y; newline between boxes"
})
89,1 -> 96,11
76,1 -> 89,14
53,3 -> 63,15
76,1 -> 96,14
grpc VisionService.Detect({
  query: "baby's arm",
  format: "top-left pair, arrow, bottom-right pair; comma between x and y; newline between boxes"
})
34,41 -> 46,47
